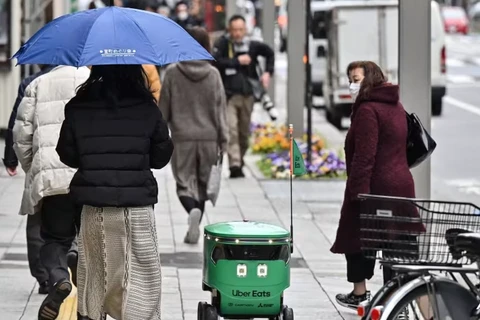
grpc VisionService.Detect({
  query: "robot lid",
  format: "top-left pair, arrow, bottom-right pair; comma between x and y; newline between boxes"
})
204,221 -> 290,240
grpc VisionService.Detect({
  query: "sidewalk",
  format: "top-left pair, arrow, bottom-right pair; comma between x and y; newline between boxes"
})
0,136 -> 385,320
0,53 -> 385,320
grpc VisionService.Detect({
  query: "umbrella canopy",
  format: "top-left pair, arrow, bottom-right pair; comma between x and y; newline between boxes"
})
12,7 -> 213,67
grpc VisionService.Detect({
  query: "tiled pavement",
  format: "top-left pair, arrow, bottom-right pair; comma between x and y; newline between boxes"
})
0,136 -> 386,320
0,52 -> 380,320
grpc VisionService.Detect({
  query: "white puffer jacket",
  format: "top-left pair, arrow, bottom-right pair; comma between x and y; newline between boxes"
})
13,66 -> 90,215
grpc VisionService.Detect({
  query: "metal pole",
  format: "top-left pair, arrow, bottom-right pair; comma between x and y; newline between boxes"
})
398,0 -> 431,200
305,0 -> 312,164
399,0 -> 431,260
262,0 -> 276,99
287,0 -> 305,137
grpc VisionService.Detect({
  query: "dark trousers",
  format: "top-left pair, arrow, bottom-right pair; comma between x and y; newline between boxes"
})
27,212 -> 79,285
26,213 -> 49,284
346,235 -> 419,284
179,195 -> 205,219
345,252 -> 393,285
40,194 -> 81,286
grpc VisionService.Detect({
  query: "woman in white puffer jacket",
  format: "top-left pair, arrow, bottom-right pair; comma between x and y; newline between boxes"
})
13,65 -> 90,320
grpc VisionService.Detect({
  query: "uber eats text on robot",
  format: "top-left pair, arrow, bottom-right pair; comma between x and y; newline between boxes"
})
197,125 -> 306,320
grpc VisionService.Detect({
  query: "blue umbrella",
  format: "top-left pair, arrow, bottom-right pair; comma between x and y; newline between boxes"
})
12,7 -> 213,66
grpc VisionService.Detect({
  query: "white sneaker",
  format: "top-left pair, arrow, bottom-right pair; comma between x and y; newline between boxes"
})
184,208 -> 202,244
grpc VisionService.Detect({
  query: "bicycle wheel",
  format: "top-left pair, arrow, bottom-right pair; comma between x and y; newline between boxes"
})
387,281 -> 476,320
388,285 -> 434,320
362,273 -> 420,320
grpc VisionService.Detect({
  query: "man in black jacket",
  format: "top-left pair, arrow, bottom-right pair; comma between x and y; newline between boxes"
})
212,14 -> 274,178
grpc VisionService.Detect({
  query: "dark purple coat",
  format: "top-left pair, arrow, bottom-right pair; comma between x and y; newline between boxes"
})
331,84 -> 424,254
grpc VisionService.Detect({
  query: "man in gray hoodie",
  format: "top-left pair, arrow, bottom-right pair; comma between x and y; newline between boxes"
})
159,27 -> 228,244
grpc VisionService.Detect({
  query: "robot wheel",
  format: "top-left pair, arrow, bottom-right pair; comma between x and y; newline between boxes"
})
197,301 -> 218,320
269,305 -> 294,320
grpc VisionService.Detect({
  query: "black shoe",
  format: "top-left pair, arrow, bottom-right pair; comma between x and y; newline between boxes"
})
38,279 -> 72,320
67,250 -> 78,287
38,281 -> 49,295
77,313 -> 92,320
230,166 -> 245,178
335,291 -> 370,310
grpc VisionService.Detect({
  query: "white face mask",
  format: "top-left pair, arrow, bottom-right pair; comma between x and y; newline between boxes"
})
349,82 -> 361,100
177,11 -> 188,21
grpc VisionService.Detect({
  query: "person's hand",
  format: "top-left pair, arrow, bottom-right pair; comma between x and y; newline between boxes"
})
237,54 -> 252,65
261,72 -> 271,89
6,167 -> 17,176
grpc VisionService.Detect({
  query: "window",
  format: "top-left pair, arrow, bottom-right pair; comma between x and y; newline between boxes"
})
0,0 -> 11,69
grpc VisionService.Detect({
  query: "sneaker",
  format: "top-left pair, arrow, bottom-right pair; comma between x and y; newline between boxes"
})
335,291 -> 371,310
67,250 -> 78,287
38,278 -> 72,320
184,208 -> 202,244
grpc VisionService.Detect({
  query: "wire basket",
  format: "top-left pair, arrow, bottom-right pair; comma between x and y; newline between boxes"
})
359,194 -> 480,265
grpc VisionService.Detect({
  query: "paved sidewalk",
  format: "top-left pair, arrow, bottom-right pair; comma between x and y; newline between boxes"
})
0,51 -> 382,320
0,136 -> 386,320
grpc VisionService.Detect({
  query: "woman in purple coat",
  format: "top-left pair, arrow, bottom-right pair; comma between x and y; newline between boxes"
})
332,61 -> 424,309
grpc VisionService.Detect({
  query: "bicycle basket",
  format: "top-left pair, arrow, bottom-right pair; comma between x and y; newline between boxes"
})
359,194 -> 480,265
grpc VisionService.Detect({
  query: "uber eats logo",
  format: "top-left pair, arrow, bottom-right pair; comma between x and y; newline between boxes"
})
232,290 -> 271,297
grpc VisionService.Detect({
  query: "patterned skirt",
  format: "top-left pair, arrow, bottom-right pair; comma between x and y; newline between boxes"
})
77,206 -> 162,320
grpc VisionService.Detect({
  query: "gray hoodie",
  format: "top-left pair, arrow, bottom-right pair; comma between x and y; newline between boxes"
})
159,61 -> 228,148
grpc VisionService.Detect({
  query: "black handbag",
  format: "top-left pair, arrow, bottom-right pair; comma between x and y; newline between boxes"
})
406,112 -> 437,168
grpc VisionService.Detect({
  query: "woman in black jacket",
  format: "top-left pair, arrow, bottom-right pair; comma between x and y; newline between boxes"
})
56,64 -> 173,320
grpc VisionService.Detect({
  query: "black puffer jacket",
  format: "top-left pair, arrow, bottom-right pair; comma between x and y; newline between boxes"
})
56,96 -> 173,208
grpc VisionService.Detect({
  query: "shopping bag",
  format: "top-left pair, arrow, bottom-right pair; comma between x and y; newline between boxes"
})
207,150 -> 223,206
406,112 -> 437,168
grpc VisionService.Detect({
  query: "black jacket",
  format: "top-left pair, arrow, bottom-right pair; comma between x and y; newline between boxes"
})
212,35 -> 275,98
3,66 -> 55,168
171,15 -> 204,30
56,95 -> 173,208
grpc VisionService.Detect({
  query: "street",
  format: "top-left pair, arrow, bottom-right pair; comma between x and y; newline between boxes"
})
271,33 -> 480,205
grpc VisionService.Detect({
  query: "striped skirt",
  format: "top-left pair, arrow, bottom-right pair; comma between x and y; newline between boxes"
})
77,206 -> 162,320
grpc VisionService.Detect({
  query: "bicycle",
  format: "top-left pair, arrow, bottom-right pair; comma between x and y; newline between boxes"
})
354,194 -> 480,320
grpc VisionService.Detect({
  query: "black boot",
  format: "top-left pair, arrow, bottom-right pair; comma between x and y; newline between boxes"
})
77,313 -> 93,320
67,250 -> 78,287
38,279 -> 72,320
38,281 -> 49,295
230,166 -> 245,178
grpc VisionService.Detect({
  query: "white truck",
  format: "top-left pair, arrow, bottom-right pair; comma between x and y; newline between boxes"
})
320,0 -> 447,129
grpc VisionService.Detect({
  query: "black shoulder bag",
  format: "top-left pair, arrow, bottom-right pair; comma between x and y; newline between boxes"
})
406,112 -> 437,168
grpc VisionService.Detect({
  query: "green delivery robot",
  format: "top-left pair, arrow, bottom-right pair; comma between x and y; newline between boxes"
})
197,220 -> 294,320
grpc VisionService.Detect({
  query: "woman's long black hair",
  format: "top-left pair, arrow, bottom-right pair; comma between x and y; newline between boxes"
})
76,64 -> 156,105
